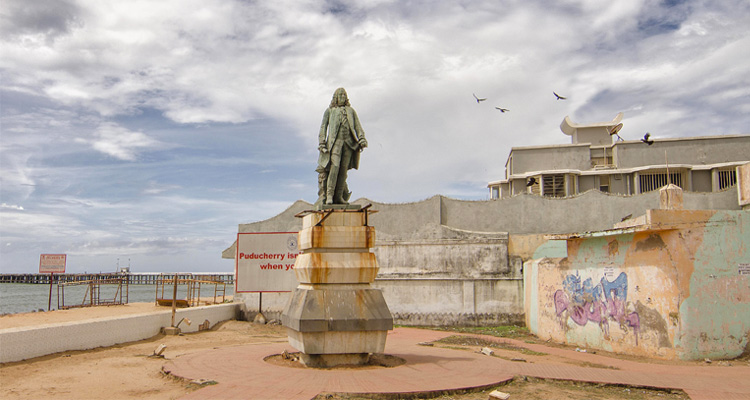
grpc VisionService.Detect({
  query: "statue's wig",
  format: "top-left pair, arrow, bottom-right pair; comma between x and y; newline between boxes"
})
329,87 -> 351,108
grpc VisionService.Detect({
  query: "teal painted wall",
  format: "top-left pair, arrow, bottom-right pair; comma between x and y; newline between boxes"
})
678,211 -> 750,360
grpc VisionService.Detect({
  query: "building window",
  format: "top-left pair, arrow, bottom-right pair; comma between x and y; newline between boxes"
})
490,186 -> 499,199
590,148 -> 613,168
543,174 -> 566,197
599,175 -> 610,193
717,168 -> 737,190
638,172 -> 682,193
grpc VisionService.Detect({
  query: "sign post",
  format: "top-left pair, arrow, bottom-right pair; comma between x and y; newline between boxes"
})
39,254 -> 66,311
235,232 -> 299,315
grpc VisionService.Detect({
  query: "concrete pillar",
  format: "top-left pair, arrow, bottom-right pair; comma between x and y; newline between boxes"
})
659,184 -> 684,210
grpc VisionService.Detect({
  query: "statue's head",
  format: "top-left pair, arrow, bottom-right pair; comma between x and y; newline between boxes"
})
329,87 -> 350,108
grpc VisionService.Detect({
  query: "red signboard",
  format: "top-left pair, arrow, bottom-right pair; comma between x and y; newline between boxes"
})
39,254 -> 66,273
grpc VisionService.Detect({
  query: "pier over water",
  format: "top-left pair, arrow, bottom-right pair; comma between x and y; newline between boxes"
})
0,272 -> 235,285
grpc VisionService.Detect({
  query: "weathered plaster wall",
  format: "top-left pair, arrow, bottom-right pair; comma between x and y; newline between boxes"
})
678,210 -> 750,360
525,210 -> 750,360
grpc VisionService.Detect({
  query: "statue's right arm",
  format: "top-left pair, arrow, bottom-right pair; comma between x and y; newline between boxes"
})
318,108 -> 330,147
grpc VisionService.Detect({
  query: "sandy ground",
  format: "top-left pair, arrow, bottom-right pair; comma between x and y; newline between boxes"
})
1,306 -> 284,400
0,305 -> 742,400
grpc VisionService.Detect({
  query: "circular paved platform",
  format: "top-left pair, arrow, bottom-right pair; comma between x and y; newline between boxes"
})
164,327 -> 750,400
164,328 -> 513,399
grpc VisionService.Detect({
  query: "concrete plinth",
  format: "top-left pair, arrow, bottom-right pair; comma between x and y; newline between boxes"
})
298,352 -> 370,368
282,207 -> 393,367
162,326 -> 181,335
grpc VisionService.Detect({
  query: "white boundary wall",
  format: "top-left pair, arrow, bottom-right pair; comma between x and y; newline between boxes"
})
0,303 -> 239,363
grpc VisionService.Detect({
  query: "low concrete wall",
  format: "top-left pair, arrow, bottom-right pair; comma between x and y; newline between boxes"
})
0,303 -> 240,363
237,277 -> 524,327
375,278 -> 524,326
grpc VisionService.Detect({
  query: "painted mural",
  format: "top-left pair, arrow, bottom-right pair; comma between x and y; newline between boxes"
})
553,271 -> 641,344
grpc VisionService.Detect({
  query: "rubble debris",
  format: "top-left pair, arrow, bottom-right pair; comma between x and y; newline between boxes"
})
153,344 -> 167,357
488,389 -> 510,399
190,379 -> 217,386
198,319 -> 211,331
480,347 -> 494,356
253,313 -> 267,325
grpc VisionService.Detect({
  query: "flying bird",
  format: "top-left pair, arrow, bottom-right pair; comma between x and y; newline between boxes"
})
641,133 -> 654,145
553,91 -> 567,100
526,177 -> 537,187
495,107 -> 509,113
473,93 -> 487,103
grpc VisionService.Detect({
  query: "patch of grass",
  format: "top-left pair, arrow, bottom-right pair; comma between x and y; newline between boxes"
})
314,375 -> 689,400
434,335 -> 547,356
574,361 -> 621,370
432,325 -> 535,340
441,345 -> 470,351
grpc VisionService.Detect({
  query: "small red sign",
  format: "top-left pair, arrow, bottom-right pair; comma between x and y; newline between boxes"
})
39,254 -> 66,273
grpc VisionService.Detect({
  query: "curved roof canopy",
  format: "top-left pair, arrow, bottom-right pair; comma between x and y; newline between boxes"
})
560,112 -> 624,136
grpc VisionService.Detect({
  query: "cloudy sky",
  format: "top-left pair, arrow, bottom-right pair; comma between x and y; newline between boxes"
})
1,0 -> 749,274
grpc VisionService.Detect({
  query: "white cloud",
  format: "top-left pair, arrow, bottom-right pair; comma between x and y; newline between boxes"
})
76,122 -> 161,161
1,0 -> 749,272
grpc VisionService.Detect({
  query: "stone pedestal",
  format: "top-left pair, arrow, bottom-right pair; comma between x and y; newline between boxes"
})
281,207 -> 393,368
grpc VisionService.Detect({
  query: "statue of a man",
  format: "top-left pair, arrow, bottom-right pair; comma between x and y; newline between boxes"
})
315,88 -> 368,209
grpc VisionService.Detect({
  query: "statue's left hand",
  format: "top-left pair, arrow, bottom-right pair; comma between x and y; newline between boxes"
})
358,138 -> 368,148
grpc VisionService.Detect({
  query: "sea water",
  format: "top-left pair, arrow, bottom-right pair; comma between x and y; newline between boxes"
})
0,283 -> 234,315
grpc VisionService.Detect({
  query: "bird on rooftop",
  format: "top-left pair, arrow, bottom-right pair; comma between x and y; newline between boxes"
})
473,93 -> 487,103
495,107 -> 509,113
641,133 -> 654,145
553,92 -> 566,100
526,177 -> 537,187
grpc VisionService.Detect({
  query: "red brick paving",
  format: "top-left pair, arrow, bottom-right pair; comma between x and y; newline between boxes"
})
163,328 -> 750,400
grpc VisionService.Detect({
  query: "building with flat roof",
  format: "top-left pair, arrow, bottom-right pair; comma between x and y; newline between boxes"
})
488,113 -> 749,199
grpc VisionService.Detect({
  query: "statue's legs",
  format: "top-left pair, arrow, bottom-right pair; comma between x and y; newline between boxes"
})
325,144 -> 353,204
332,147 -> 353,203
326,144 -> 343,205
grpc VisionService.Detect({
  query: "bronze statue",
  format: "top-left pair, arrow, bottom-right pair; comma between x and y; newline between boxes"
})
314,88 -> 368,209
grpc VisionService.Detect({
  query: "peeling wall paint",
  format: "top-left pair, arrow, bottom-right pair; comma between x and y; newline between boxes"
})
525,210 -> 750,360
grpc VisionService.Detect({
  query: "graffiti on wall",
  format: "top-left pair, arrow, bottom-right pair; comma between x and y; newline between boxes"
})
553,271 -> 641,345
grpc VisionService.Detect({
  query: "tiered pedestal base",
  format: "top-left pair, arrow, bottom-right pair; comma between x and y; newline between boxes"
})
282,207 -> 393,368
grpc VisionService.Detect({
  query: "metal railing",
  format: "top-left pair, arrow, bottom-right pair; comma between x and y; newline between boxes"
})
57,278 -> 129,309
